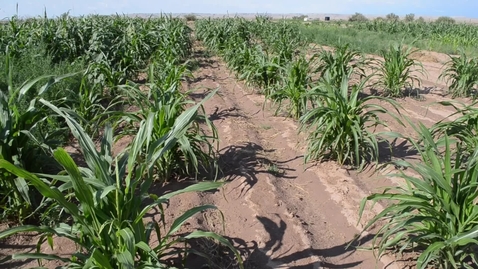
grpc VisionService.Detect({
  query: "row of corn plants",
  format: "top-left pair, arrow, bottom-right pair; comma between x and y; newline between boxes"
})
1,14 -> 192,87
306,24 -> 478,268
1,14 -> 244,269
0,14 -> 195,224
196,16 -> 318,119
196,17 -> 478,268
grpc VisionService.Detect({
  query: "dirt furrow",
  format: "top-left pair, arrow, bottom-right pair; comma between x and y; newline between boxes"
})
179,48 -> 409,268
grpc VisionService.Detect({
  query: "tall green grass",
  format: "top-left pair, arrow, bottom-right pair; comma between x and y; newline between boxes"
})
299,24 -> 478,57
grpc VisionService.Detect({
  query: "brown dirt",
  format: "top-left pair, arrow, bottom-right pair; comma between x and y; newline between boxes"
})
1,42 -> 477,269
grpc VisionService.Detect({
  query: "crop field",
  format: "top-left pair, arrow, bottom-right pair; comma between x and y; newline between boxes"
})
300,17 -> 478,57
1,13 -> 478,269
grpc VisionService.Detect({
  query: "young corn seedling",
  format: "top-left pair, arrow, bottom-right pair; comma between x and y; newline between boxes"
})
314,43 -> 368,89
268,55 -> 316,119
0,56 -> 78,223
299,70 -> 403,170
439,50 -> 478,98
0,93 -> 242,269
373,43 -> 426,97
356,123 -> 478,269
429,100 -> 478,159
119,62 -> 218,182
63,76 -> 124,137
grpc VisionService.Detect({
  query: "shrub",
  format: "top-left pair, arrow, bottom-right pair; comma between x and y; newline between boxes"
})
417,16 -> 426,23
404,13 -> 415,22
386,13 -> 400,21
349,12 -> 368,22
435,16 -> 456,24
184,14 -> 197,21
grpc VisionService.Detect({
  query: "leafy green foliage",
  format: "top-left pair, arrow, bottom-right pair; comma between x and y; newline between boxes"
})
429,100 -> 478,158
435,16 -> 456,24
1,14 -> 193,89
196,16 -> 308,105
64,76 -> 124,136
0,57 -> 78,223
0,14 -> 195,223
268,55 -> 316,119
314,43 -> 367,88
439,50 -> 478,98
373,43 -> 426,97
120,62 -> 218,182
349,13 -> 369,22
299,71 -> 402,169
385,13 -> 400,21
356,124 -> 478,269
404,14 -> 415,22
0,95 -> 242,268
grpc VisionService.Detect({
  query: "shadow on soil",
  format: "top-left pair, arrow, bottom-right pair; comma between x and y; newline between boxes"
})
0,240 -> 38,269
366,86 -> 438,100
147,142 -> 299,200
207,106 -> 243,122
378,137 -> 419,164
218,142 -> 298,195
181,215 -> 375,269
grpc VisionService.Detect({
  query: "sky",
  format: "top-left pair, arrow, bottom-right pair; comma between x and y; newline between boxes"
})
1,0 -> 477,19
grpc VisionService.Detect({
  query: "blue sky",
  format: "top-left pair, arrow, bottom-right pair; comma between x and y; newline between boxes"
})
1,0 -> 477,18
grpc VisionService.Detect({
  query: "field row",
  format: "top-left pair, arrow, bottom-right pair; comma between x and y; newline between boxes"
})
196,17 -> 478,269
1,14 -> 478,269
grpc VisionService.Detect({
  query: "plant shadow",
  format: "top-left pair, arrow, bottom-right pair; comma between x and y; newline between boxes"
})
146,142 -> 298,200
217,143 -> 297,196
0,240 -> 39,269
378,137 -> 419,164
177,215 -> 375,269
364,86 -> 437,100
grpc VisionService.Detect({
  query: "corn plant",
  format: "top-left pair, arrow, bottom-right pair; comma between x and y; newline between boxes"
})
299,70 -> 403,169
239,51 -> 282,93
267,55 -> 317,119
439,50 -> 478,98
429,100 -> 478,158
62,76 -> 124,137
356,124 -> 478,269
120,62 -> 218,182
314,43 -> 367,88
372,43 -> 426,97
0,57 -> 77,223
0,94 -> 242,268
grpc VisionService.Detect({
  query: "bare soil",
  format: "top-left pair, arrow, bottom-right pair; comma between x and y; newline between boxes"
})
1,43 -> 475,269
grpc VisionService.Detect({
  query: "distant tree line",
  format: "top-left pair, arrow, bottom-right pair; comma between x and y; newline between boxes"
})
348,12 -> 456,24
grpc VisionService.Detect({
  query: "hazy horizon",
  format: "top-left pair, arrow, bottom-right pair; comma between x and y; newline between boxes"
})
1,0 -> 478,19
